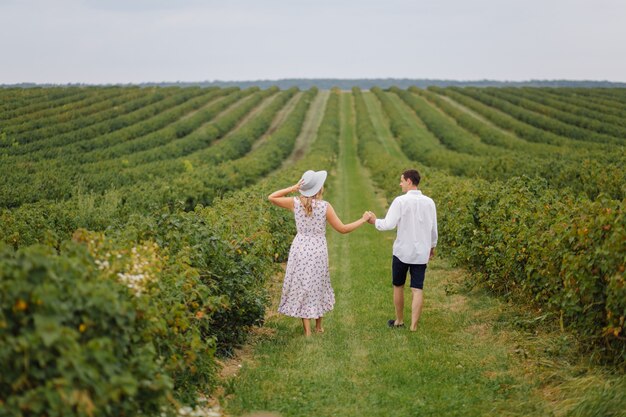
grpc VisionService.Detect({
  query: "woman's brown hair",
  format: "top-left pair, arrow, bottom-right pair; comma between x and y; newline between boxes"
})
299,187 -> 324,216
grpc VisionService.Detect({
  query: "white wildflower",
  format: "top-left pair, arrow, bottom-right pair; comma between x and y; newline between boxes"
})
178,406 -> 192,416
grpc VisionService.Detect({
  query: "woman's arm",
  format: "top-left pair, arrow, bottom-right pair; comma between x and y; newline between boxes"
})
326,203 -> 370,234
268,180 -> 303,211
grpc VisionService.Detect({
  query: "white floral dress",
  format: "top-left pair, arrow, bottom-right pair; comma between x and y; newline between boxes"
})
278,198 -> 335,319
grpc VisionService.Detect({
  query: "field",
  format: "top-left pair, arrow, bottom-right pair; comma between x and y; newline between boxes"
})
1,85 -> 625,416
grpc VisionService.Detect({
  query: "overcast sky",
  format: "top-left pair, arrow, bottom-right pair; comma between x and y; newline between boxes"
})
1,0 -> 625,84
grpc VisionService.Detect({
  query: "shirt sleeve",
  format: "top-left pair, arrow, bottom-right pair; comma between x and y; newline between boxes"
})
431,202 -> 438,247
375,198 -> 401,231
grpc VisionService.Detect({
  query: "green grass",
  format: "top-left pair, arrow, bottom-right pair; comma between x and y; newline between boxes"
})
221,92 -> 626,417
362,91 -> 408,162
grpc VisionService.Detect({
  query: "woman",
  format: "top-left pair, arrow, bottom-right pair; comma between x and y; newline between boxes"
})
268,170 -> 370,336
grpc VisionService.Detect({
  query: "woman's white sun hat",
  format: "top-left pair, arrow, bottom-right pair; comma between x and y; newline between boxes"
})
299,170 -> 327,197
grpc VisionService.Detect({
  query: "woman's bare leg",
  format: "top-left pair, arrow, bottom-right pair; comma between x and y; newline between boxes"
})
315,317 -> 324,333
302,318 -> 312,336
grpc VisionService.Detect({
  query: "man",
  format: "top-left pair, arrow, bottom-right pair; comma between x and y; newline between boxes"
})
367,169 -> 438,331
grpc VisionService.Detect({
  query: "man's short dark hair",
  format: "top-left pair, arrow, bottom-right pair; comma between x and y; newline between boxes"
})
402,169 -> 421,186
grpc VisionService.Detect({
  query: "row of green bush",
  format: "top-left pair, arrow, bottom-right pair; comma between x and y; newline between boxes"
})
481,87 -> 626,139
5,88 -> 135,139
369,86 -> 483,176
373,86 -> 543,181
0,204 -> 280,415
497,87 -> 626,129
544,87 -> 626,109
79,88 -> 261,164
413,87 -> 626,201
0,89 -> 338,417
392,87 -> 509,157
81,87 -> 299,207
354,87 -> 625,366
0,88 -> 69,120
435,87 -> 604,151
436,176 -> 625,365
0,89 -> 311,416
376,86 -> 625,201
2,89 -> 141,138
0,88 -> 95,126
411,87 -> 573,155
0,89 -> 303,246
570,86 -> 626,99
169,88 -> 318,210
452,87 -> 623,145
0,87 -> 68,117
3,87 -> 216,159
0,88 -> 252,207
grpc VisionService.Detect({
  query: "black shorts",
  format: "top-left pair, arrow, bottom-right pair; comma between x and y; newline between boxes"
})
392,256 -> 427,289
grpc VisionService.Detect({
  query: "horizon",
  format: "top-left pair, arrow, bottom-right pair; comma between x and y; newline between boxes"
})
4,77 -> 626,88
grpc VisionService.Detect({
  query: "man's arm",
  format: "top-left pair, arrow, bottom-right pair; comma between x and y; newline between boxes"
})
374,199 -> 401,231
430,202 -> 438,260
431,202 -> 438,247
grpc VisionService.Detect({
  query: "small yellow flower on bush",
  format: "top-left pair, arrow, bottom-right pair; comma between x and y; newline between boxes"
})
14,299 -> 28,312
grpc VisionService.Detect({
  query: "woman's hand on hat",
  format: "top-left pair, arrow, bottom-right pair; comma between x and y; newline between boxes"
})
291,179 -> 304,193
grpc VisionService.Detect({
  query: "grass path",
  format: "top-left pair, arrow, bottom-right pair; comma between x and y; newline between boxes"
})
362,92 -> 407,162
283,90 -> 330,166
180,91 -> 229,121
251,92 -> 302,151
220,92 -> 625,417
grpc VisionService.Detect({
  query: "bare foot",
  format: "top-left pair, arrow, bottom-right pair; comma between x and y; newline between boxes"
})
315,328 -> 325,333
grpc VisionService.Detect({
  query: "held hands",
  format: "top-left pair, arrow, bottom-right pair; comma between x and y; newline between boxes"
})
362,211 -> 377,224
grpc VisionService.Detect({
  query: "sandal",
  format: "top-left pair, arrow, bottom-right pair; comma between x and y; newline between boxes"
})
387,319 -> 405,328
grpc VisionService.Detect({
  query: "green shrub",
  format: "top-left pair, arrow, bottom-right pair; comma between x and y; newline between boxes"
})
437,176 -> 626,364
71,228 -> 220,404
0,242 -> 172,416
112,207 -> 276,357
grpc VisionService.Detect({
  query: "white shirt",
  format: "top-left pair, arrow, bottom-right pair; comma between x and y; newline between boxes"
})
375,190 -> 438,265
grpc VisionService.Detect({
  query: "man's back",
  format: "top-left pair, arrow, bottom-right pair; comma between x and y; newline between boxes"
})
375,190 -> 437,264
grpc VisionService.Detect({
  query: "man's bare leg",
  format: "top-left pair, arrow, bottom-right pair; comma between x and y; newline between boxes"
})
410,288 -> 424,331
393,285 -> 405,325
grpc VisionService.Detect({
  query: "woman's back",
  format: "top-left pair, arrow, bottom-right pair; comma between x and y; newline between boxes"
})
294,197 -> 327,237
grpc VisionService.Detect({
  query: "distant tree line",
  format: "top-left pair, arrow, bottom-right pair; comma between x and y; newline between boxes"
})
3,78 -> 626,89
